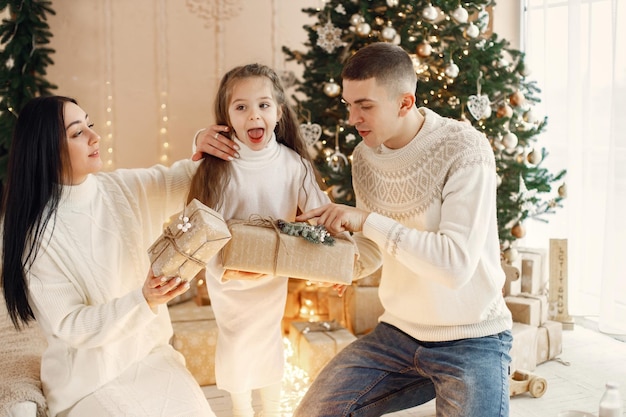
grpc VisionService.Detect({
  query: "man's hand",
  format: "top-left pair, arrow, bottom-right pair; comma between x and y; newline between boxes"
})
296,203 -> 370,234
192,125 -> 239,161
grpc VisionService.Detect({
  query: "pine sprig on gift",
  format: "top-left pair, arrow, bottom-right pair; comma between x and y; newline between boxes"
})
276,220 -> 335,246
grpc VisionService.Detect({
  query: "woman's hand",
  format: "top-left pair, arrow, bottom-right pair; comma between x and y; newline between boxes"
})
142,268 -> 191,310
192,125 -> 239,161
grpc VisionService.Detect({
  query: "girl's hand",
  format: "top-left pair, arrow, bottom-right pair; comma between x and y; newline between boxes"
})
142,268 -> 191,310
192,125 -> 239,161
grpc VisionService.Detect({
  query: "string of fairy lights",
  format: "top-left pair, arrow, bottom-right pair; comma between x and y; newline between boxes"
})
157,0 -> 170,164
103,0 -> 115,169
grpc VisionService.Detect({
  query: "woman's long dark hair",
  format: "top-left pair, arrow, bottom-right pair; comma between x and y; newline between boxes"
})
1,95 -> 75,329
187,63 -> 324,209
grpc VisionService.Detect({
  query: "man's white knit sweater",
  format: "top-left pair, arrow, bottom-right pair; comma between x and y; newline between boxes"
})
27,159 -> 201,416
354,107 -> 512,342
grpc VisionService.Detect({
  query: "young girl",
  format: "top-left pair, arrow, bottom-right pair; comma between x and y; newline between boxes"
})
1,96 -> 217,417
188,63 -> 332,417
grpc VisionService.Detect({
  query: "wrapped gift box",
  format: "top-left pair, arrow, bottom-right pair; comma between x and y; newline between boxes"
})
299,284 -> 330,318
222,219 -> 356,284
536,320 -> 563,365
328,285 -> 384,336
518,247 -> 548,295
510,322 -> 539,371
169,301 -> 217,386
505,293 -> 548,327
149,199 -> 231,282
288,321 -> 356,380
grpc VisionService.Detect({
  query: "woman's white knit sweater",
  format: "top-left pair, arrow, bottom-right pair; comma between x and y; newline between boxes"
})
354,107 -> 512,342
26,159 -> 209,416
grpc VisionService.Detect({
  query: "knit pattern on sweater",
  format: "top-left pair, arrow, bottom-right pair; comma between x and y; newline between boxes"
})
353,110 -> 495,220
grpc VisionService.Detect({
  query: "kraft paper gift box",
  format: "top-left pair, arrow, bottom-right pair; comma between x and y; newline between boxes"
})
505,293 -> 548,327
510,322 -> 539,371
221,218 -> 356,284
299,285 -> 330,317
149,199 -> 231,282
536,320 -> 563,365
288,321 -> 356,380
169,301 -> 217,386
327,285 -> 384,336
517,247 -> 548,295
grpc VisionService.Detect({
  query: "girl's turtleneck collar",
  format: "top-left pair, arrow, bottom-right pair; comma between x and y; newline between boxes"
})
60,174 -> 98,208
232,133 -> 281,167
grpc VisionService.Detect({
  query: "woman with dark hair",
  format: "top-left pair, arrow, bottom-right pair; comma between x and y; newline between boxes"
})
1,96 -> 216,417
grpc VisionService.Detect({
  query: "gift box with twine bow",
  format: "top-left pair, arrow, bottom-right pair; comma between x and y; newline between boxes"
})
148,199 -> 231,282
288,320 -> 356,379
221,217 -> 356,284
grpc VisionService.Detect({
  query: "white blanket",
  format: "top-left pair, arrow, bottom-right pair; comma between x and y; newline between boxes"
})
0,299 -> 47,417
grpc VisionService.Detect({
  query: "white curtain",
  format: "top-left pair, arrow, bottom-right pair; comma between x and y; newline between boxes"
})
522,0 -> 625,334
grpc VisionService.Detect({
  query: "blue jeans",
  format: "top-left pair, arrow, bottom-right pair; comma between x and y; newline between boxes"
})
294,322 -> 512,417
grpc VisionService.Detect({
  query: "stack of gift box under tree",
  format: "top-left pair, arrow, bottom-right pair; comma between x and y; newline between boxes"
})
503,248 -> 564,375
282,267 -> 385,379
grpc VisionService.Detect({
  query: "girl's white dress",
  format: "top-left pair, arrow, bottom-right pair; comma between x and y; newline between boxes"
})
205,135 -> 331,393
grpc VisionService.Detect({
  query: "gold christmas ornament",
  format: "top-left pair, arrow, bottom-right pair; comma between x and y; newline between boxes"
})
511,223 -> 526,239
509,90 -> 526,107
497,104 -> 513,118
416,41 -> 432,57
558,183 -> 567,198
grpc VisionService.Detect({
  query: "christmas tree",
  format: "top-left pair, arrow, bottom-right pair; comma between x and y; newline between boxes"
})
282,0 -> 566,249
0,0 -> 57,193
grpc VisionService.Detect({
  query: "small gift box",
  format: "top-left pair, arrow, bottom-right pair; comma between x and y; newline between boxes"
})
510,322 -> 539,371
288,320 -> 356,379
221,218 -> 356,284
536,320 -> 563,365
505,293 -> 549,327
328,285 -> 384,335
148,199 -> 231,282
169,301 -> 218,386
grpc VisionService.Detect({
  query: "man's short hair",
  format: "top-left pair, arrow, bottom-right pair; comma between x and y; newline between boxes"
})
341,42 -> 417,97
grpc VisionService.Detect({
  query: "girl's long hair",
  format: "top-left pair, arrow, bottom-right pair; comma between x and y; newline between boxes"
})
187,63 -> 324,209
1,95 -> 74,329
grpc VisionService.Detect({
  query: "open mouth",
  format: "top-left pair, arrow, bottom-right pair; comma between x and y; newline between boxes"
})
247,128 -> 265,143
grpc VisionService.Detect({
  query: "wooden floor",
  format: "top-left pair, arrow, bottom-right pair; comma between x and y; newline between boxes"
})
202,319 -> 626,416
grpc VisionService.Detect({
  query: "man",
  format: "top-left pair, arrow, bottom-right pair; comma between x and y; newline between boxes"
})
200,43 -> 512,417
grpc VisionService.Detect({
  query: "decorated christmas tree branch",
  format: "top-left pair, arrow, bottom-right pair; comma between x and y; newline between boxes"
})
276,219 -> 335,246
